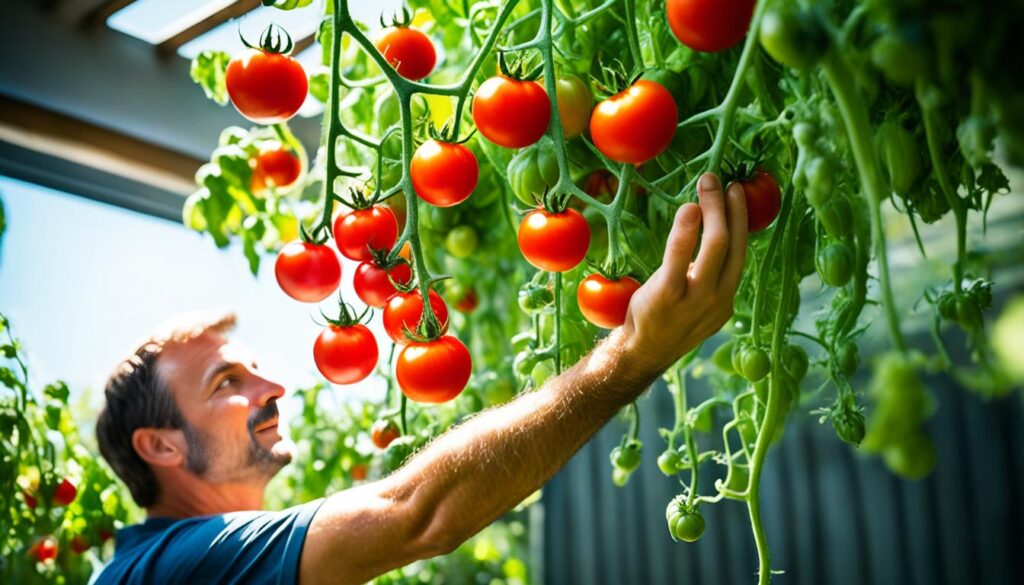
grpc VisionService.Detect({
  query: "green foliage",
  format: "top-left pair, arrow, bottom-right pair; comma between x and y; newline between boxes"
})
0,315 -> 139,584
189,50 -> 231,106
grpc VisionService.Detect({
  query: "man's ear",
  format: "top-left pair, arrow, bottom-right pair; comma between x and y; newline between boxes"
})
132,428 -> 186,468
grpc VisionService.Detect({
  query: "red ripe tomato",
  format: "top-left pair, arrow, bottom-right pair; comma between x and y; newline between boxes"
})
350,464 -> 367,481
454,288 -> 479,313
383,290 -> 449,343
251,148 -> 302,193
70,536 -> 90,555
371,419 -> 401,449
739,169 -> 782,233
396,335 -> 472,403
313,323 -> 378,385
666,0 -> 757,52
23,490 -> 37,509
225,49 -> 308,124
410,140 -> 479,207
275,241 -> 342,302
375,27 -> 436,81
54,478 -> 77,506
333,205 -> 399,261
517,208 -> 591,272
577,274 -> 642,329
30,536 -> 58,562
472,76 -> 551,148
353,261 -> 413,308
591,80 -> 678,164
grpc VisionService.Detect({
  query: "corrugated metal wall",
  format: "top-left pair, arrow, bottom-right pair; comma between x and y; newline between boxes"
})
541,343 -> 1024,585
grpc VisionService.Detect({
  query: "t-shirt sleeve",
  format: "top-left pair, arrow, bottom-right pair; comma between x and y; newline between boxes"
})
99,499 -> 325,585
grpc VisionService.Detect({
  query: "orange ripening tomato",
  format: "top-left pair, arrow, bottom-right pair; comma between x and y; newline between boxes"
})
376,26 -> 436,81
590,80 -> 678,164
410,140 -> 479,207
517,208 -> 591,272
396,335 -> 472,403
577,274 -> 642,329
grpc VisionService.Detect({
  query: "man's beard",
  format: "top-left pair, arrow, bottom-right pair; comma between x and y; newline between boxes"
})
182,399 -> 292,482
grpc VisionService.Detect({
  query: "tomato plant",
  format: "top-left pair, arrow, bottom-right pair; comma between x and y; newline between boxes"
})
181,0 -> 1022,582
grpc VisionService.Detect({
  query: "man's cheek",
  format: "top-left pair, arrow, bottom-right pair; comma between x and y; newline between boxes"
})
223,395 -> 252,425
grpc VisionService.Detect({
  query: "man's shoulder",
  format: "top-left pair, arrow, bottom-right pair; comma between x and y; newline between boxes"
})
93,500 -> 325,585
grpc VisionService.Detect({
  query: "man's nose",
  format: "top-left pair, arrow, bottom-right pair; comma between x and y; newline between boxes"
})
251,374 -> 286,407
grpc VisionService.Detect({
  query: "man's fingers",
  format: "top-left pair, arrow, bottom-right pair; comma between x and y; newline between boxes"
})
691,173 -> 730,287
718,181 -> 748,294
659,202 -> 702,290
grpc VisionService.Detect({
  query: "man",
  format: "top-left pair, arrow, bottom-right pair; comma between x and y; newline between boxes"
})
93,174 -> 747,585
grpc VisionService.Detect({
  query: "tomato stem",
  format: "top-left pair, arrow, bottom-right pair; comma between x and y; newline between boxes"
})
622,0 -> 644,71
554,272 -> 563,374
749,185 -> 794,345
821,49 -> 907,353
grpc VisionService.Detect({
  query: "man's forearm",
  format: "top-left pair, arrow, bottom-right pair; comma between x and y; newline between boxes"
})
385,328 -> 659,549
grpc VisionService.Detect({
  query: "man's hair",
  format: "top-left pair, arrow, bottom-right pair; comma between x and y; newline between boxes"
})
96,311 -> 236,507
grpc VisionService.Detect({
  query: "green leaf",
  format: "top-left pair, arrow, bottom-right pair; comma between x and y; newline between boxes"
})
241,222 -> 262,276
0,367 -> 22,389
309,71 -> 330,103
43,382 -> 70,404
190,50 -> 232,106
317,18 -> 333,67
976,162 -> 1009,195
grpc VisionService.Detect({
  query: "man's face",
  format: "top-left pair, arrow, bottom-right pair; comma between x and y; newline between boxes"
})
156,331 -> 293,486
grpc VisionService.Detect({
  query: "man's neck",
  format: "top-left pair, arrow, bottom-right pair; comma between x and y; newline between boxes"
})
146,480 -> 265,519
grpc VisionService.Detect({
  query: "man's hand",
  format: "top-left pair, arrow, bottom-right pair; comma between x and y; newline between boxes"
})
621,172 -> 748,375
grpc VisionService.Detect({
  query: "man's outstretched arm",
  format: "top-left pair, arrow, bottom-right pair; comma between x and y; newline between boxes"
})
299,174 -> 747,585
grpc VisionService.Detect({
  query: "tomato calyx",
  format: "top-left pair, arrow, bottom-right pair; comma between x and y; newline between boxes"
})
240,23 -> 295,56
379,6 -> 414,29
495,51 -> 542,82
321,298 -> 372,329
720,159 -> 765,185
426,120 -> 474,145
366,246 -> 412,287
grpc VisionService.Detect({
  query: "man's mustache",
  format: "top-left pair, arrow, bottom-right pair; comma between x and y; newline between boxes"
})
248,400 -> 280,433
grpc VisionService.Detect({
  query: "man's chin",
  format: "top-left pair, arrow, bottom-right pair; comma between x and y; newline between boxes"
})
269,438 -> 296,465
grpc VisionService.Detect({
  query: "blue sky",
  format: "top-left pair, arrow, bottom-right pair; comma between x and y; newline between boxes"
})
0,175 -> 387,425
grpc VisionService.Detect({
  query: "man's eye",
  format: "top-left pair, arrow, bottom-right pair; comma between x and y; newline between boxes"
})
217,377 -> 238,390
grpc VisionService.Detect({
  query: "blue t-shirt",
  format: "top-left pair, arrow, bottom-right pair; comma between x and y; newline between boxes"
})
92,499 -> 324,585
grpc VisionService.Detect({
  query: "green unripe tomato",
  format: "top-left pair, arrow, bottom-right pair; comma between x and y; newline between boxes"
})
793,122 -> 818,149
666,498 -> 706,543
552,75 -> 593,138
883,433 -> 936,480
832,404 -> 866,446
611,467 -> 632,487
836,341 -> 860,378
956,296 -> 984,332
531,359 -> 555,387
876,118 -> 922,196
816,241 -> 854,287
657,450 -> 683,476
936,291 -> 958,322
870,32 -> 929,87
507,138 -> 560,205
759,4 -> 828,70
782,344 -> 809,383
610,441 -> 642,472
815,196 -> 852,238
740,347 -> 771,383
711,339 -> 737,374
803,156 -> 837,207
445,225 -> 479,259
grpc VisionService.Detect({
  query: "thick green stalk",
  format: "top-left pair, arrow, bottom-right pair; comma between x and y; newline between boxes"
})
822,51 -> 907,352
746,196 -> 803,585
